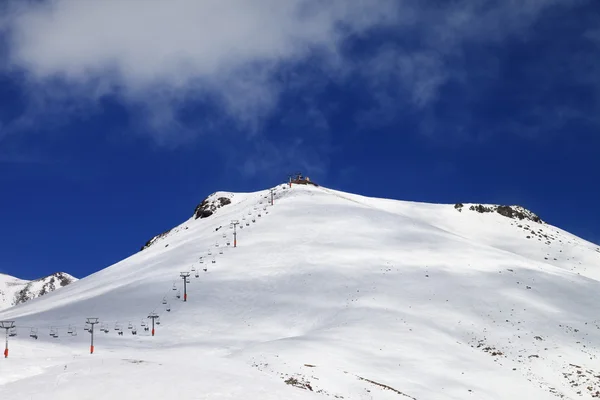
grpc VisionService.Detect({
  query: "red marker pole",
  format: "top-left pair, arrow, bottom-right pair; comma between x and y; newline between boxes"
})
0,322 -> 15,359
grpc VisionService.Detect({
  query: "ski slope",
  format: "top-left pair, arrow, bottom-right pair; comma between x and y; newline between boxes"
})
1,184 -> 600,400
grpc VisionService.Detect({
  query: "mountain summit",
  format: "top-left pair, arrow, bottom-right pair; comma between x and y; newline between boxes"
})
0,271 -> 77,311
1,184 -> 599,399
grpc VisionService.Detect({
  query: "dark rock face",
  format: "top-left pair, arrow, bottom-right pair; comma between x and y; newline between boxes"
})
460,203 -> 544,224
13,272 -> 76,306
193,195 -> 231,220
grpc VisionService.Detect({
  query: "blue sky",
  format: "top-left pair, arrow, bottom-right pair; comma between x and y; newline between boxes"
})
0,0 -> 598,280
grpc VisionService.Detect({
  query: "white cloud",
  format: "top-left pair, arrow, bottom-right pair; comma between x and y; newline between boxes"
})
2,0 -> 400,137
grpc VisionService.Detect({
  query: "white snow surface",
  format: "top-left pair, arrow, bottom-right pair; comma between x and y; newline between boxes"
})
0,272 -> 77,312
1,184 -> 600,399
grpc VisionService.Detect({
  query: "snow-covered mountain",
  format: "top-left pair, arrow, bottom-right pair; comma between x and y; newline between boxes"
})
0,272 -> 77,311
1,184 -> 600,400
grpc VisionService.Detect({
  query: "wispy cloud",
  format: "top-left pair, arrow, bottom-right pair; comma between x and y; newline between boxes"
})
1,0 -> 399,138
0,0 -> 597,175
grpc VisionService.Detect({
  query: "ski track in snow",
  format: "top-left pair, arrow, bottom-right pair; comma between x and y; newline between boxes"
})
1,184 -> 600,399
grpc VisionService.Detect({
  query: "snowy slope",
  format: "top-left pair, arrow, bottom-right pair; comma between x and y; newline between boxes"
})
0,272 -> 77,311
1,184 -> 600,400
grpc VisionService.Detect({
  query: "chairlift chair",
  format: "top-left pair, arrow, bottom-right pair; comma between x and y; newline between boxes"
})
186,278 -> 191,283
191,266 -> 196,272
166,304 -> 171,312
208,250 -> 212,255
219,249 -> 223,254
252,218 -> 256,223
212,258 -> 216,264
8,327 -> 17,337
172,283 -> 177,291
222,233 -> 226,239
30,328 -> 38,340
162,297 -> 167,305
195,271 -> 199,278
128,322 -> 133,330
227,241 -> 231,246
215,242 -> 219,247
71,327 -> 78,336
67,325 -> 74,334
141,320 -> 146,328
200,259 -> 204,264
156,317 -> 161,325
246,222 -> 250,226
114,323 -> 122,331
176,290 -> 181,299
258,213 -> 261,217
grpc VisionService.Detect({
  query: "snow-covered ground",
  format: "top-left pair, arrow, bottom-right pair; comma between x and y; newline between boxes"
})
0,272 -> 77,311
1,184 -> 600,399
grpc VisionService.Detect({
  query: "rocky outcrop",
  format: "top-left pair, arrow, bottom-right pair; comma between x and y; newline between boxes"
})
454,203 -> 543,224
194,195 -> 231,219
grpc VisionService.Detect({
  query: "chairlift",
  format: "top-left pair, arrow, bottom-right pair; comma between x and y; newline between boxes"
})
30,328 -> 38,340
8,327 -> 17,337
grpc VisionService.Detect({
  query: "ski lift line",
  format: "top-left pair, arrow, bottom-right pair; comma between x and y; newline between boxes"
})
5,185 -> 289,341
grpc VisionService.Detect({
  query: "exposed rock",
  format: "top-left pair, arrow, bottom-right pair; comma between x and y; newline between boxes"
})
6,272 -> 77,309
459,203 -> 544,224
193,195 -> 231,220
